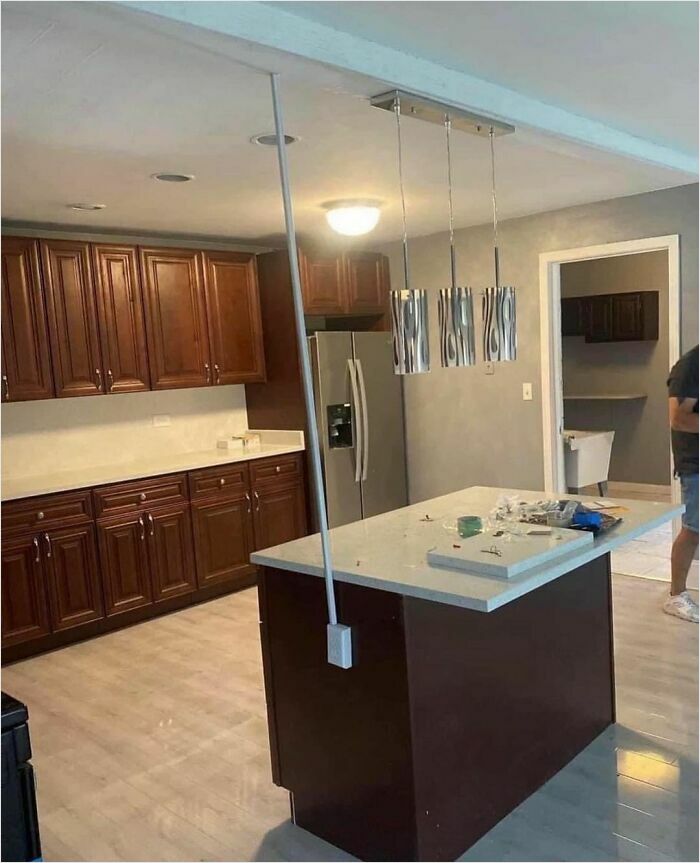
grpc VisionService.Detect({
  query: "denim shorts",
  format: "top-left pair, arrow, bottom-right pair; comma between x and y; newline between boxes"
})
681,473 -> 699,533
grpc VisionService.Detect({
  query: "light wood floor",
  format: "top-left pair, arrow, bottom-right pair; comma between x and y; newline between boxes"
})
2,576 -> 697,862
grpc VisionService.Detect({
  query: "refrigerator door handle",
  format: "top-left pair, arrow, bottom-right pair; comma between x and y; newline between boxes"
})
347,358 -> 362,483
355,358 -> 369,482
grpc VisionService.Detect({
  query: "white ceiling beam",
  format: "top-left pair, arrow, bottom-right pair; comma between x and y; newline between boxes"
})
120,0 -> 697,177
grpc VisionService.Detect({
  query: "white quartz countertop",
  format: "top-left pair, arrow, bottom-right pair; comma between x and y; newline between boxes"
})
2,431 -> 304,501
251,486 -> 682,612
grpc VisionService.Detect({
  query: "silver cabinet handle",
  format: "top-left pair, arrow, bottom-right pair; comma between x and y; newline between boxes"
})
204,362 -> 211,384
219,477 -> 226,487
2,375 -> 9,401
107,369 -> 114,391
138,515 -> 145,541
254,490 -> 260,512
347,359 -> 362,484
33,536 -> 40,564
245,492 -> 251,514
95,368 -> 103,390
214,363 -> 220,385
147,513 -> 155,536
43,533 -> 52,558
355,358 -> 369,482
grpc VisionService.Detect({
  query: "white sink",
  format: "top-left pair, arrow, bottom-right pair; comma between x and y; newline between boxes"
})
563,429 -> 615,490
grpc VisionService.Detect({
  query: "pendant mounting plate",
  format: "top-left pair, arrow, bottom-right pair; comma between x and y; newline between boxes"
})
371,89 -> 515,137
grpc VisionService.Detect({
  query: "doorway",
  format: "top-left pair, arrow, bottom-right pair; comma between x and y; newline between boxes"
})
538,235 -> 696,587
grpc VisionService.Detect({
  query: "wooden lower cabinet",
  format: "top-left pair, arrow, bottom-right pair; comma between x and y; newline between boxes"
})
44,524 -> 103,631
253,482 -> 307,551
98,514 -> 152,616
1,533 -> 50,647
192,495 -> 256,589
148,505 -> 196,602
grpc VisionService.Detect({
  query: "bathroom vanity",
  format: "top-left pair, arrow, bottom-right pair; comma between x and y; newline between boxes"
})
252,486 -> 681,861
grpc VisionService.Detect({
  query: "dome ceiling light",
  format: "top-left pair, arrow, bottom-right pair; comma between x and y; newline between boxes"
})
323,200 -> 381,236
251,132 -> 299,147
151,173 -> 195,183
66,203 -> 106,211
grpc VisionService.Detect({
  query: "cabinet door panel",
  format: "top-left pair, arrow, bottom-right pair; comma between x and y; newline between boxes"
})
45,524 -> 104,632
41,240 -> 103,397
140,248 -> 210,389
344,252 -> 389,314
301,252 -> 346,315
611,293 -> 643,341
93,245 -> 150,393
202,251 -> 266,384
253,483 -> 307,551
98,516 -> 152,616
192,496 -> 256,588
1,237 -> 54,401
584,295 -> 613,343
147,506 -> 196,602
1,534 -> 50,647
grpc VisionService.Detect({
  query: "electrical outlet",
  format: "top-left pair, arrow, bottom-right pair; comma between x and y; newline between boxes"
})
522,383 -> 533,401
485,362 -> 495,375
152,414 -> 171,427
327,623 -> 353,669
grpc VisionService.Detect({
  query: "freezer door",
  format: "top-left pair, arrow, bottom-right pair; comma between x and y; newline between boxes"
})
310,332 -> 363,528
352,332 -> 408,518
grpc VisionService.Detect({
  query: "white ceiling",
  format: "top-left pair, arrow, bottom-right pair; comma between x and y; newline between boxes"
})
268,0 -> 699,155
1,2 -> 696,246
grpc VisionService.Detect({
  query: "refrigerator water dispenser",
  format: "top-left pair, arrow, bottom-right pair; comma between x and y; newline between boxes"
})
327,403 -> 353,448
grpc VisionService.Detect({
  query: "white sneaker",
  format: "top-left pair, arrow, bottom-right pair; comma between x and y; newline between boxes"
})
663,591 -> 699,623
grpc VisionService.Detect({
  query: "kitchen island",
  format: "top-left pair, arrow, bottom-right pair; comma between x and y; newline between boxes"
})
252,486 -> 681,862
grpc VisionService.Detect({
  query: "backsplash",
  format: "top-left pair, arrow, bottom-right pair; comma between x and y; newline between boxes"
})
1,386 -> 248,480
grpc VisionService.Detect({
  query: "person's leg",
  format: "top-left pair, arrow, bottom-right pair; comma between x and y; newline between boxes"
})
671,526 -> 698,595
664,473 -> 699,622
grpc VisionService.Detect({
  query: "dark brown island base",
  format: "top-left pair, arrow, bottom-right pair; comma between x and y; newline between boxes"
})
252,486 -> 681,861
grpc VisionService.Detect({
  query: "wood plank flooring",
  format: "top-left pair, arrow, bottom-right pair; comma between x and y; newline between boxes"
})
2,575 -> 697,862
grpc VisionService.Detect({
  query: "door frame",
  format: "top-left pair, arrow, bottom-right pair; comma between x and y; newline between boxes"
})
538,234 -> 681,506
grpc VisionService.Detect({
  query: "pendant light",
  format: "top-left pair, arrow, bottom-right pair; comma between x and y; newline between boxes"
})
438,114 -> 475,368
389,94 -> 430,375
482,127 -> 517,362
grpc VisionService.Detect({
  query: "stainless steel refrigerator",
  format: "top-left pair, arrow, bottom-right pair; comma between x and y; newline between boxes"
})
309,331 -> 408,528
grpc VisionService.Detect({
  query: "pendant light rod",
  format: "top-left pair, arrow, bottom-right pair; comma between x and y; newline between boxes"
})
489,126 -> 501,290
445,113 -> 457,291
394,95 -> 411,290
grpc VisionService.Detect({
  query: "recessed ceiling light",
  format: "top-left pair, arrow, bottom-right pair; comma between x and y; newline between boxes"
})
67,203 -> 106,211
151,173 -> 195,183
323,200 -> 382,236
251,133 -> 299,147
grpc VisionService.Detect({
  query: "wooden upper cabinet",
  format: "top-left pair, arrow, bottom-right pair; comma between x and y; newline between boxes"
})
140,247 -> 210,389
1,237 -> 54,402
300,251 -> 347,315
344,251 -> 389,314
202,251 -> 265,385
41,239 -> 104,397
93,244 -> 150,393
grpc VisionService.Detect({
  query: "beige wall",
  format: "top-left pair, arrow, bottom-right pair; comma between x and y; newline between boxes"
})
378,183 -> 698,504
1,386 -> 248,480
561,251 -> 670,485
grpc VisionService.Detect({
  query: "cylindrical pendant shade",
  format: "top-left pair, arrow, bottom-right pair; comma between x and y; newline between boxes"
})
390,289 -> 430,375
482,286 -> 517,362
438,287 -> 476,368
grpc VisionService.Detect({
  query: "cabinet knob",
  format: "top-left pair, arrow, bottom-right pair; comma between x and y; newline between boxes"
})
139,492 -> 147,502
275,465 -> 281,474
37,511 -> 45,521
219,477 -> 226,487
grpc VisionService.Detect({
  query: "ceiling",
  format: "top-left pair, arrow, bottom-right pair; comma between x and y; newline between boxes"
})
267,0 -> 699,156
1,2 -> 696,246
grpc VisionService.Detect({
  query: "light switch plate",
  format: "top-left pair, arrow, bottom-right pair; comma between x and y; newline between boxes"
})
152,414 -> 171,427
522,383 -> 533,401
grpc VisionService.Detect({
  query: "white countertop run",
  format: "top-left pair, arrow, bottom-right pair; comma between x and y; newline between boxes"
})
251,486 -> 682,613
2,430 -> 305,500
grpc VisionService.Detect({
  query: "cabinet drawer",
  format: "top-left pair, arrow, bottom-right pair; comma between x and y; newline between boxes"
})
250,454 -> 302,487
2,490 -> 93,536
188,463 -> 250,500
94,474 -> 188,518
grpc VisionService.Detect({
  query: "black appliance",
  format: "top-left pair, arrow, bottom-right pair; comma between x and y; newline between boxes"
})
2,693 -> 42,862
